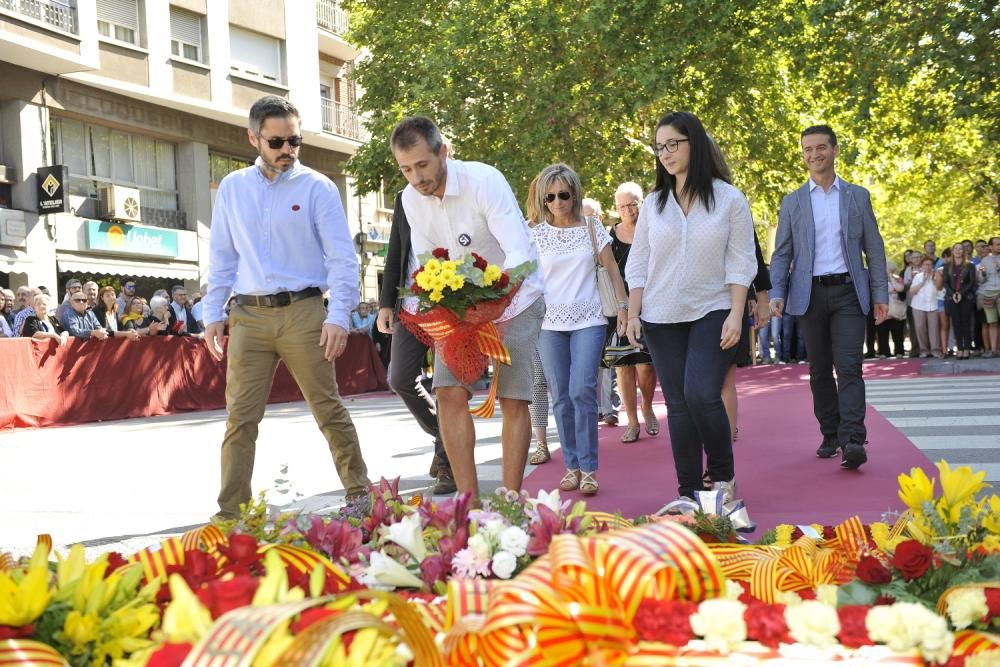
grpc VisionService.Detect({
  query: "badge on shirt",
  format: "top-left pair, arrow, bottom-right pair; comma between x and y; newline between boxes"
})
458,233 -> 472,247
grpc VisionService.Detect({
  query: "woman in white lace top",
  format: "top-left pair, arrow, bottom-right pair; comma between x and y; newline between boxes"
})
530,163 -> 628,496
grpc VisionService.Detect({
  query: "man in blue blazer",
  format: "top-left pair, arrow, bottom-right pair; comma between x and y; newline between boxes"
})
769,125 -> 888,470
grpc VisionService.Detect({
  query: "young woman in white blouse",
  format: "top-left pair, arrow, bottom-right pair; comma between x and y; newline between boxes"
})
531,163 -> 628,496
624,111 -> 757,515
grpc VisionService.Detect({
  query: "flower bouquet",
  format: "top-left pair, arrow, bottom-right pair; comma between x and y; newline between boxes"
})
398,249 -> 536,417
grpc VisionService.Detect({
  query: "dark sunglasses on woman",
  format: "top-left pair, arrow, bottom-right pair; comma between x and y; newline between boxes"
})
544,191 -> 572,203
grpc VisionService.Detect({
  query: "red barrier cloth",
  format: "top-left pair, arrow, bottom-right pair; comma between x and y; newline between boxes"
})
0,333 -> 387,429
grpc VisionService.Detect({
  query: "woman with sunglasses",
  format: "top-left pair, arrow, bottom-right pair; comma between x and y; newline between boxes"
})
530,163 -> 629,496
625,111 -> 757,515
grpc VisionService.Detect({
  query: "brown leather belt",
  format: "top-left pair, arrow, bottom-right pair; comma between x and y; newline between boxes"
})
236,287 -> 321,308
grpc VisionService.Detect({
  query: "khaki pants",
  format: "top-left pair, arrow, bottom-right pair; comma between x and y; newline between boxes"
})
218,296 -> 370,516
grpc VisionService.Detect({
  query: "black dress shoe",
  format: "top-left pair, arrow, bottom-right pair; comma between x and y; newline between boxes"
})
433,467 -> 457,495
429,454 -> 441,478
841,441 -> 868,470
816,440 -> 840,458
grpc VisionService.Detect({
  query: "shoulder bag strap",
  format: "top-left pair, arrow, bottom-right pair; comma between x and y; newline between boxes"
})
584,216 -> 601,269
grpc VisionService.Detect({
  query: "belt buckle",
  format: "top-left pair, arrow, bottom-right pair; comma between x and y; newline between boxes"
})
274,292 -> 292,307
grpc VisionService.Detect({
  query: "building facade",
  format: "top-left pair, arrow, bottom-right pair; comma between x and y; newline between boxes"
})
0,0 -> 390,302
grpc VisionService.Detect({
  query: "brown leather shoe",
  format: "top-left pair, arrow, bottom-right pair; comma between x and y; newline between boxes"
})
429,454 -> 441,478
433,467 -> 457,495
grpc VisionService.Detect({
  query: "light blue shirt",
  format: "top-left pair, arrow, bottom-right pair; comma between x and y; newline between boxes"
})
809,176 -> 848,276
350,311 -> 375,336
203,157 -> 359,329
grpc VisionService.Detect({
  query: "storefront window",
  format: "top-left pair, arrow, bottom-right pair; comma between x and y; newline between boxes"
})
50,117 -> 179,211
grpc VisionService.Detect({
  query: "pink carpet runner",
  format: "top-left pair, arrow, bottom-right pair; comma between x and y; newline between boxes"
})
522,361 -> 935,536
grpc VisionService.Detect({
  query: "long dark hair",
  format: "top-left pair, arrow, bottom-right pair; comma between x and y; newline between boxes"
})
653,111 -> 727,214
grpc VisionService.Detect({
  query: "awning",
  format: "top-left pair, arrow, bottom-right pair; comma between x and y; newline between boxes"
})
0,248 -> 31,273
57,255 -> 201,280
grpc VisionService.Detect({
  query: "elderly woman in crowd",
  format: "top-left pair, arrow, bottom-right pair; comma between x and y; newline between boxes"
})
21,293 -> 69,346
95,286 -> 140,340
530,163 -> 629,496
609,181 -> 660,443
909,256 -> 942,357
625,111 -> 757,515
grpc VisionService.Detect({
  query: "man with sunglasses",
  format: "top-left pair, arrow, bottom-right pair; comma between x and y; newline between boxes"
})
390,116 -> 545,503
60,290 -> 108,340
202,95 -> 370,520
116,279 -> 137,316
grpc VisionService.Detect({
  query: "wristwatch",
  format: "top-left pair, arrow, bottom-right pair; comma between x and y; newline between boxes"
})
618,301 -> 628,310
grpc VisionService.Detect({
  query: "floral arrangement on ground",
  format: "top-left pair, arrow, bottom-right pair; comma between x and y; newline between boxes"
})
2,461 -> 1000,666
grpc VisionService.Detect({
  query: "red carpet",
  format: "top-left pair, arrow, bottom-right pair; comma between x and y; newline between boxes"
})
522,362 -> 936,536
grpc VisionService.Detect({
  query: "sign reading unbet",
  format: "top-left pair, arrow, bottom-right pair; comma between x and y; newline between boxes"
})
85,220 -> 179,257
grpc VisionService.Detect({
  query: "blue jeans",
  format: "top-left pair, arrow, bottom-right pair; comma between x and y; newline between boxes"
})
781,312 -> 807,361
758,316 -> 774,360
643,310 -> 736,499
537,325 -> 605,472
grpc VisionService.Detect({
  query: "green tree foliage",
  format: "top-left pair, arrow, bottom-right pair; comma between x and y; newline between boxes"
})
342,0 -> 998,257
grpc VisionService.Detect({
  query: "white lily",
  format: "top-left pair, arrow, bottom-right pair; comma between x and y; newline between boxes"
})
367,550 -> 425,590
530,489 -> 562,514
384,513 -> 427,561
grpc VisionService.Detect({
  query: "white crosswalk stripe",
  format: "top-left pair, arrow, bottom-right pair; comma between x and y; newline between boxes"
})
867,374 -> 1000,485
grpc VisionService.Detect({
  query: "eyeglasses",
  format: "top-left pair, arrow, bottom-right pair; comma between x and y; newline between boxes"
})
650,138 -> 689,154
72,298 -> 87,303
259,134 -> 303,149
544,191 -> 572,203
617,202 -> 639,211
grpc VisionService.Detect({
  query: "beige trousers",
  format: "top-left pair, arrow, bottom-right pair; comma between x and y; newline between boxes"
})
217,296 -> 370,516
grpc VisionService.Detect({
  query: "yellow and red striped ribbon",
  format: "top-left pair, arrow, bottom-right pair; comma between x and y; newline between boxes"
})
953,629 -> 1000,657
0,552 -> 14,573
130,537 -> 185,584
257,544 -> 352,591
0,639 -> 69,666
180,524 -> 227,553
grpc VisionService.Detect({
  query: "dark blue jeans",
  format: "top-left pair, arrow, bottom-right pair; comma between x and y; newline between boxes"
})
643,310 -> 736,499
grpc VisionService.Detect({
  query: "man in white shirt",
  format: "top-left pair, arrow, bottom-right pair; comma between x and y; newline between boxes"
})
389,116 -> 545,502
202,96 -> 370,519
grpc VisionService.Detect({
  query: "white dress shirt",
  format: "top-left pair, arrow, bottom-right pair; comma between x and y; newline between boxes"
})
625,180 -> 756,324
909,271 -> 937,312
401,159 -> 543,321
171,302 -> 187,332
809,176 -> 849,276
203,157 -> 359,329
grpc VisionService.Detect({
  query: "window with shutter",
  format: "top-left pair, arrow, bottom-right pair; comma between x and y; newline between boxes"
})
170,8 -> 203,63
229,26 -> 282,84
96,0 -> 139,45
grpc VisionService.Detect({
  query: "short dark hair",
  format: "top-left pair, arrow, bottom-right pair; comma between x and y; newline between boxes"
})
171,285 -> 186,296
801,124 -> 838,147
249,96 -> 299,135
390,116 -> 444,153
924,239 -> 935,246
989,236 -> 1000,245
65,278 -> 81,290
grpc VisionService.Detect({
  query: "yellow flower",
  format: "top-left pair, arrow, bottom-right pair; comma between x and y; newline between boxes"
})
983,496 -> 1000,534
429,290 -> 444,303
93,603 -> 159,663
870,522 -> 906,552
483,265 -> 502,286
251,621 -> 294,667
0,540 -> 52,627
898,466 -> 936,514
159,574 -> 214,644
936,460 -> 988,523
415,271 -> 435,291
447,275 -> 465,291
423,259 -> 441,275
774,524 -> 794,548
979,534 -> 1000,552
61,610 -> 102,654
253,550 -> 305,606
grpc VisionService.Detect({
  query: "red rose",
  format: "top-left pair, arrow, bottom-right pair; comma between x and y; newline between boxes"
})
822,526 -> 837,541
986,589 -> 1000,618
104,552 -> 128,577
196,576 -> 259,619
874,594 -> 896,606
498,273 -> 510,288
633,599 -> 697,645
0,624 -> 34,640
855,555 -> 892,585
837,605 -> 874,647
471,253 -> 488,270
798,588 -> 817,600
892,540 -> 934,581
432,248 -> 449,259
744,602 -> 791,648
147,643 -> 193,667
290,607 -> 340,635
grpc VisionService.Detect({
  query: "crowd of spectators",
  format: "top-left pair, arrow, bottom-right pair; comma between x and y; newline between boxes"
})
754,237 -> 1000,362
0,279 -> 214,343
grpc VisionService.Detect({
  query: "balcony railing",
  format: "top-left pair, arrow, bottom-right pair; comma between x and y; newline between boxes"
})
316,0 -> 348,36
321,97 -> 367,141
0,0 -> 77,34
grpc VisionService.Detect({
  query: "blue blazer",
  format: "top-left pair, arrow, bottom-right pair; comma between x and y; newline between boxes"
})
769,178 -> 888,316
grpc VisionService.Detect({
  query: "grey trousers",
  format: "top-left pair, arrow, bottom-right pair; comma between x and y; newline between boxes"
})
389,321 -> 447,465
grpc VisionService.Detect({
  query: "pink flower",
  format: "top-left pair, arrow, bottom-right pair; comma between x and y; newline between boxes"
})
305,517 -> 364,564
451,547 -> 490,579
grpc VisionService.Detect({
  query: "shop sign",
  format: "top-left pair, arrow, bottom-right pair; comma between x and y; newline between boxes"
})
85,220 -> 179,257
37,166 -> 69,214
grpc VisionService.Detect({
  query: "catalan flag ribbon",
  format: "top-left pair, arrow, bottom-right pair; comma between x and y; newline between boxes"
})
0,639 -> 69,666
400,287 -> 520,419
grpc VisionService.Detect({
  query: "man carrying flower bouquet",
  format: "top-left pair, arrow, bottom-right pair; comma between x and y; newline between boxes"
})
202,96 -> 371,519
390,116 -> 545,503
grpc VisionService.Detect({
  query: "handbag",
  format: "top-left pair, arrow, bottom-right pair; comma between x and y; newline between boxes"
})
888,296 -> 907,321
585,216 -> 620,317
602,330 -> 652,368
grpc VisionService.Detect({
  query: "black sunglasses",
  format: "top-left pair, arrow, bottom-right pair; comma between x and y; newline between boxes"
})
544,191 -> 572,203
260,134 -> 303,149
72,298 -> 87,303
